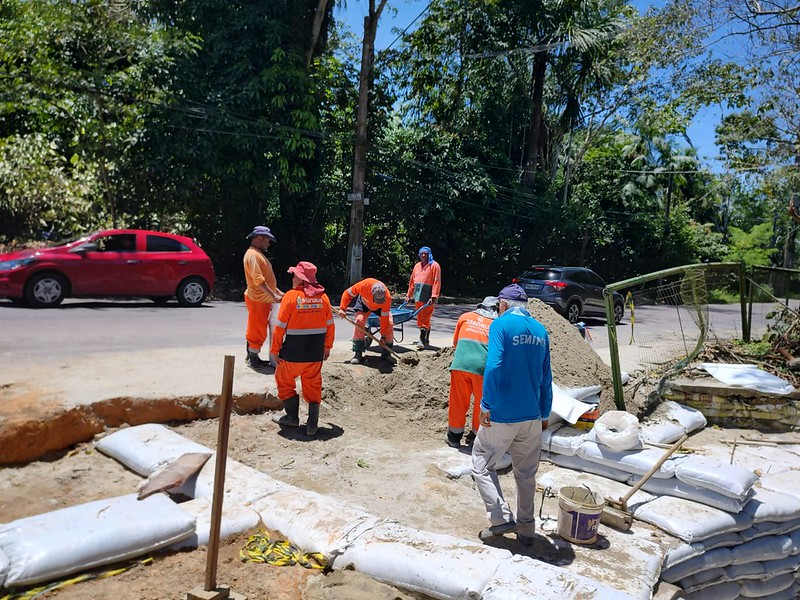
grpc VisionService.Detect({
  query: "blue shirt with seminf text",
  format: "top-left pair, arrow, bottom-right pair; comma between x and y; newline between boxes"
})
481,307 -> 553,423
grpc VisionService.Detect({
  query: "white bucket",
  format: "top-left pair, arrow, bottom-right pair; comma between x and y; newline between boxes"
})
557,486 -> 603,545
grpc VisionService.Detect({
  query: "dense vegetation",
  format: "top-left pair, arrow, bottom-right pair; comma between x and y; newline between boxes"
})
1,0 -> 798,296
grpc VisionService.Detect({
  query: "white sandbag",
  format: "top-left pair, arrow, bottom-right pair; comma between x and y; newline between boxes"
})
760,554 -> 800,577
699,363 -> 795,395
738,573 -> 795,597
561,385 -> 602,401
250,489 -> 382,558
0,546 -> 8,588
633,496 -> 754,543
633,475 -> 754,513
659,401 -> 707,432
739,517 -> 800,541
171,497 -> 260,549
661,547 -> 733,583
576,443 -> 675,479
550,384 -> 597,425
95,423 -> 212,476
761,583 -> 800,600
663,532 -> 744,570
593,411 -> 640,451
332,519 -> 512,600
542,425 -> 587,456
543,451 -> 632,482
680,568 -> 727,593
742,487 -> 800,523
759,470 -> 800,500
172,454 -> 290,504
730,535 -> 794,565
725,560 -> 763,581
0,494 -> 195,587
672,455 -> 758,500
481,554 -> 638,600
685,581 -> 739,600
639,421 -> 686,445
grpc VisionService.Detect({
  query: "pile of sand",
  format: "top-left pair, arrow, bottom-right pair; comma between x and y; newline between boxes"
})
320,299 -> 620,442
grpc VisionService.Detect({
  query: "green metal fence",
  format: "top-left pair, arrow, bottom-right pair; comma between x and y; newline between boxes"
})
602,262 -> 746,411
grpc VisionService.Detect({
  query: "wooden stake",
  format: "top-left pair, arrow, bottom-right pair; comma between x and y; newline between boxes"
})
205,355 -> 235,592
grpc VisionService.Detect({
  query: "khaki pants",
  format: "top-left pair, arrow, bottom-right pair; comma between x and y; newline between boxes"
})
471,419 -> 543,537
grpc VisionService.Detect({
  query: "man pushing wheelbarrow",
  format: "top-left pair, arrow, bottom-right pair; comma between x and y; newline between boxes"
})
338,278 -> 395,364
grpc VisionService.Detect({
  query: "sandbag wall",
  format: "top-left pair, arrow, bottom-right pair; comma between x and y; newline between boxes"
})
541,402 -> 800,599
1,423 -> 641,600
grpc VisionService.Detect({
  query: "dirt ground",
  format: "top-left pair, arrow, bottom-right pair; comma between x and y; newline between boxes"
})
0,300 -> 647,600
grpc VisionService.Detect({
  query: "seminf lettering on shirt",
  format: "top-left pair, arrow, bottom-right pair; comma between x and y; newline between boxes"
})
512,333 -> 547,346
296,297 -> 324,310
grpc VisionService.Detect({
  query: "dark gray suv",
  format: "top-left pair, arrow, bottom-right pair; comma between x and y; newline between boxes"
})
512,266 -> 624,324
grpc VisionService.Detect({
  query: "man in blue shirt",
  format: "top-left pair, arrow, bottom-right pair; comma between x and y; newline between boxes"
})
471,283 -> 553,546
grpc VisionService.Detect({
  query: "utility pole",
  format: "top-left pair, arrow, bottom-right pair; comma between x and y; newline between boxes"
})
346,0 -> 388,286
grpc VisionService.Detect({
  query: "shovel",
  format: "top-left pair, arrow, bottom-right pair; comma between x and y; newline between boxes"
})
340,312 -> 409,363
600,433 -> 688,531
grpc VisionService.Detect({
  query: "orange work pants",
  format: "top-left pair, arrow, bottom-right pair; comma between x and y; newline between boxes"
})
352,311 -> 394,342
275,360 -> 322,403
245,295 -> 272,352
415,301 -> 434,330
448,370 -> 483,433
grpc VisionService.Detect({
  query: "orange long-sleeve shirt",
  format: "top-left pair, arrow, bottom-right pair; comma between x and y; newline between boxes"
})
407,261 -> 441,303
339,278 -> 392,338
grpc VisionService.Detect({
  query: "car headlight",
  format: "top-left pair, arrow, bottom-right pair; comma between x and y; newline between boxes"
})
0,257 -> 35,272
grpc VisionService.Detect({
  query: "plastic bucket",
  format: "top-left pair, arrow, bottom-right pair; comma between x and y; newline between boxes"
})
557,486 -> 603,545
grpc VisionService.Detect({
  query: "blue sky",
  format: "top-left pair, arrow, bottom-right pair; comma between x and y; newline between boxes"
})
335,0 -> 727,171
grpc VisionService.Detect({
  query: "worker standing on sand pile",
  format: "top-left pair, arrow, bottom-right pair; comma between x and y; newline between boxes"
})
406,246 -> 441,348
472,283 -> 552,547
243,225 -> 284,370
338,278 -> 394,364
446,296 -> 499,448
270,262 -> 334,436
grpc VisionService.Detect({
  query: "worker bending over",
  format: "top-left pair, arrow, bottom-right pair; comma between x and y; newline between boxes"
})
338,278 -> 394,364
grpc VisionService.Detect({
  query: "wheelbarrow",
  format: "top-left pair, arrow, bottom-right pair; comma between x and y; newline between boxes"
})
364,301 -> 430,347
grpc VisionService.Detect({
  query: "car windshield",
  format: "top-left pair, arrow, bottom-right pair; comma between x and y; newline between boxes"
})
520,269 -> 562,280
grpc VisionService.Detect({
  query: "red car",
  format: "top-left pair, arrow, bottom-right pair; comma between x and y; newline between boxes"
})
0,229 -> 215,307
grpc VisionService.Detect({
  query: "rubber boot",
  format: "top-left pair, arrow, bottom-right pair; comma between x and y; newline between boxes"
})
380,342 -> 395,364
271,394 -> 300,427
415,329 -> 426,349
306,402 -> 320,436
349,339 -> 366,364
446,430 -> 463,448
422,328 -> 431,346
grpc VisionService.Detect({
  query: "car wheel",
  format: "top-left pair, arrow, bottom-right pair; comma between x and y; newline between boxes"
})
24,273 -> 67,308
150,296 -> 171,305
176,277 -> 208,307
613,303 -> 624,325
565,301 -> 581,324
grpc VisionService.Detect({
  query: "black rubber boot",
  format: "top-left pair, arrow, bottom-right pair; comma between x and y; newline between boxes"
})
350,340 -> 367,364
422,328 -> 431,346
380,342 -> 395,364
416,329 -> 426,348
272,394 -> 300,427
446,430 -> 463,448
306,402 -> 320,436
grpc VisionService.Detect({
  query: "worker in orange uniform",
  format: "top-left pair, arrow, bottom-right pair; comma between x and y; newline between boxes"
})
270,261 -> 334,436
446,297 -> 499,448
244,226 -> 283,369
338,278 -> 394,364
406,246 -> 441,348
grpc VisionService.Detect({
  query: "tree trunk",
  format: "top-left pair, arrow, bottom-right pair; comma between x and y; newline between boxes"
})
346,0 -> 388,285
662,172 -> 673,241
306,0 -> 329,68
522,53 -> 547,191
